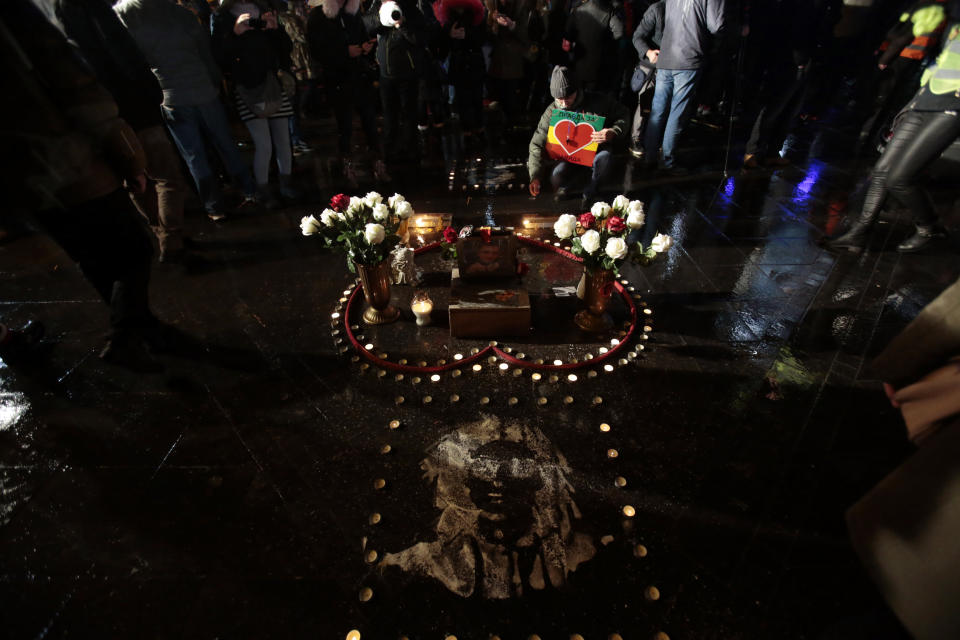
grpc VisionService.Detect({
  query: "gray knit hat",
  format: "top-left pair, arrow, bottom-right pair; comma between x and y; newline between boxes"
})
550,66 -> 576,99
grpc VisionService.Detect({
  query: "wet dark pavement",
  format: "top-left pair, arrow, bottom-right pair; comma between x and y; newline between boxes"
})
1,113 -> 959,639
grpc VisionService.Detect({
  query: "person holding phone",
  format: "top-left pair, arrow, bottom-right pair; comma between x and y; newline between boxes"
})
434,0 -> 486,151
213,0 -> 299,209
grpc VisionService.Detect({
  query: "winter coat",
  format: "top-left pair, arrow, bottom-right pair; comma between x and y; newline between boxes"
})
1,0 -> 146,211
527,90 -> 630,179
307,0 -> 375,84
657,0 -> 725,70
632,0 -> 663,63
363,0 -> 427,79
44,0 -> 163,131
485,0 -> 534,80
435,0 -> 486,83
212,0 -> 294,89
114,0 -> 223,108
564,0 -> 624,86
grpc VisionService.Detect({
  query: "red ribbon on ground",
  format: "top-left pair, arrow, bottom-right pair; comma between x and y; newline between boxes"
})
341,236 -> 641,374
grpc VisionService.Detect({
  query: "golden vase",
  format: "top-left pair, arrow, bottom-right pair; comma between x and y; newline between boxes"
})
355,259 -> 400,324
574,268 -> 615,332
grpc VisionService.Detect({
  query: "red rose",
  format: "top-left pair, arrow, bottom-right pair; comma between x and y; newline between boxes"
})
578,212 -> 595,229
442,226 -> 458,244
516,262 -> 530,276
606,215 -> 626,233
478,228 -> 491,243
330,193 -> 350,212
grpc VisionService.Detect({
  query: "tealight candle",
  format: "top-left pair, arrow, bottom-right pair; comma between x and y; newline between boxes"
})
411,292 -> 434,326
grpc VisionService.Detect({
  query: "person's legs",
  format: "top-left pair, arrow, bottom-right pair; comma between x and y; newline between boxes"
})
243,117 -> 273,187
162,104 -> 220,212
661,69 -> 700,168
885,111 -> 960,250
585,150 -> 618,201
380,77 -> 402,160
268,116 -> 293,177
398,78 -> 420,160
550,160 -> 588,194
828,110 -> 957,249
268,116 -> 297,199
644,70 -> 674,166
196,98 -> 255,198
131,125 -> 188,256
36,190 -> 155,334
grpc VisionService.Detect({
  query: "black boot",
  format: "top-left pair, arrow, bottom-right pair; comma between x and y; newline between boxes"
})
825,215 -> 876,251
896,225 -> 947,253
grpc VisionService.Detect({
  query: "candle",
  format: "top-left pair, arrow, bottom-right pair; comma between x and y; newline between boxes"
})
411,292 -> 433,326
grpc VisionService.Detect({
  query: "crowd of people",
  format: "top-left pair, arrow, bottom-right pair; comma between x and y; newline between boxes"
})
1,0 -> 959,370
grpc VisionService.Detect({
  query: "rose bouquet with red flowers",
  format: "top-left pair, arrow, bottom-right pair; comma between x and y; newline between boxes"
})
438,224 -> 492,261
300,191 -> 415,271
553,194 -> 673,273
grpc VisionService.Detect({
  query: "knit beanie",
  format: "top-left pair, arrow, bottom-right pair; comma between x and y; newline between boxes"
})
550,66 -> 576,99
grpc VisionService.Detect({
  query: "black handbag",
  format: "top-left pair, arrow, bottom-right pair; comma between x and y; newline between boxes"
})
630,61 -> 655,93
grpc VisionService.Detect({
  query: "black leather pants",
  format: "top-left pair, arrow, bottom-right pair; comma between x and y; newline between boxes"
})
860,109 -> 960,227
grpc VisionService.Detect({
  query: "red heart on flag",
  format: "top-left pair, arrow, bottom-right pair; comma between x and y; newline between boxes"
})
553,119 -> 595,156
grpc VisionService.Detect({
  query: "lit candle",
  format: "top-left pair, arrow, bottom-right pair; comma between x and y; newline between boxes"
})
411,292 -> 434,326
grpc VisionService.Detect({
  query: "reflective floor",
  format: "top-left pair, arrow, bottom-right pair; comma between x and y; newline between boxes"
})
1,111 -> 958,639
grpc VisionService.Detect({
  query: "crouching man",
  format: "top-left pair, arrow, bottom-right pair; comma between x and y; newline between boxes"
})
527,66 -> 629,209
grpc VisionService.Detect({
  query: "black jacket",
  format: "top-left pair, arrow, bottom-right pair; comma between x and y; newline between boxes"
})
212,2 -> 293,88
363,0 -> 426,79
306,1 -> 374,84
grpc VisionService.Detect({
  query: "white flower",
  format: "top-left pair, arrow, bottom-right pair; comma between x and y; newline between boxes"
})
372,203 -> 390,221
300,215 -> 321,236
346,196 -> 364,218
336,211 -> 347,222
612,195 -> 630,212
651,233 -> 673,253
364,223 -> 385,245
364,191 -> 383,207
319,208 -> 337,227
554,214 -> 577,239
626,201 -> 645,229
395,200 -> 414,219
605,236 -> 628,260
581,229 -> 601,254
591,201 -> 611,219
388,193 -> 406,208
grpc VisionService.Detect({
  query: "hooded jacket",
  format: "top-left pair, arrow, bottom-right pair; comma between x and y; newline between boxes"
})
363,0 -> 427,79
527,90 -> 629,180
656,0 -> 724,70
114,0 -> 222,107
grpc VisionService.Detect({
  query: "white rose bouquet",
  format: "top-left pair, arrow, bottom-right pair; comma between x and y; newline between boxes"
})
301,191 -> 414,271
554,195 -> 673,273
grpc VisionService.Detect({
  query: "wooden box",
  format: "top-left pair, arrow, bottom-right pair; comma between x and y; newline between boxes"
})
448,269 -> 531,338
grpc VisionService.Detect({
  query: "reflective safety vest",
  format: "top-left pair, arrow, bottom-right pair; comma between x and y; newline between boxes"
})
922,26 -> 960,95
898,2 -> 946,60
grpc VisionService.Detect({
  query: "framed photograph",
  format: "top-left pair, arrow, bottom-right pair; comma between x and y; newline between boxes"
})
456,235 -> 518,280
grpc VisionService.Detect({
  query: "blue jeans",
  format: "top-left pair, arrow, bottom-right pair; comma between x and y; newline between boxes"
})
550,149 -> 617,201
644,69 -> 700,168
162,99 -> 254,211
